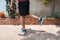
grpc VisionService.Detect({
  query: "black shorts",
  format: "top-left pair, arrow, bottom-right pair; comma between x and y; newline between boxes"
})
18,1 -> 29,16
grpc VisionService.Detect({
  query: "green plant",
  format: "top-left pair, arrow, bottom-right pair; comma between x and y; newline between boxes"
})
42,0 -> 50,5
5,0 -> 16,18
53,11 -> 60,18
44,16 -> 47,18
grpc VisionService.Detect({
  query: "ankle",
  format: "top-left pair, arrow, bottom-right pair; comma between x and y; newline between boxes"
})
22,28 -> 26,30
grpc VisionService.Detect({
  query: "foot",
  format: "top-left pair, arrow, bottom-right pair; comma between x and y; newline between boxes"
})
18,29 -> 27,35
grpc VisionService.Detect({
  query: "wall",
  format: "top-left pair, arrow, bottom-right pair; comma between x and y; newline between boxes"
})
30,0 -> 60,17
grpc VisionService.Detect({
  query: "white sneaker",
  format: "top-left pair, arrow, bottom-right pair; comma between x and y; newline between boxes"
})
18,29 -> 27,35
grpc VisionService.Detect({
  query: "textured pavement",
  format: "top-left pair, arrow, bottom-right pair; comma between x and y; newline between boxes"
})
0,25 -> 60,40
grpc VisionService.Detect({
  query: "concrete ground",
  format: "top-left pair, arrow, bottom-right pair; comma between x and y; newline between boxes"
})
0,25 -> 60,40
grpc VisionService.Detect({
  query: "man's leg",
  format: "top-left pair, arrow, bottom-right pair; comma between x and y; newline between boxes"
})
18,1 -> 29,34
20,16 -> 25,29
19,16 -> 27,35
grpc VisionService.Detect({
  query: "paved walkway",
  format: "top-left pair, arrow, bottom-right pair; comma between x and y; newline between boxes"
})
0,25 -> 60,40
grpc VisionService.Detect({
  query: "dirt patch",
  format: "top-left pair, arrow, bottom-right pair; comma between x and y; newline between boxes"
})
0,15 -> 39,25
43,18 -> 60,25
0,16 -> 60,25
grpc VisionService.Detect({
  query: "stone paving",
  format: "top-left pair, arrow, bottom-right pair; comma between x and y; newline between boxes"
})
0,25 -> 60,40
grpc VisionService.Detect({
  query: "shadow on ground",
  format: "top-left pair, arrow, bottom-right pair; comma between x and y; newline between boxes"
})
56,25 -> 60,28
18,29 -> 60,40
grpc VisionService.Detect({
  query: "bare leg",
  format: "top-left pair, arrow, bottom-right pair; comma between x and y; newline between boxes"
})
20,16 -> 25,29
